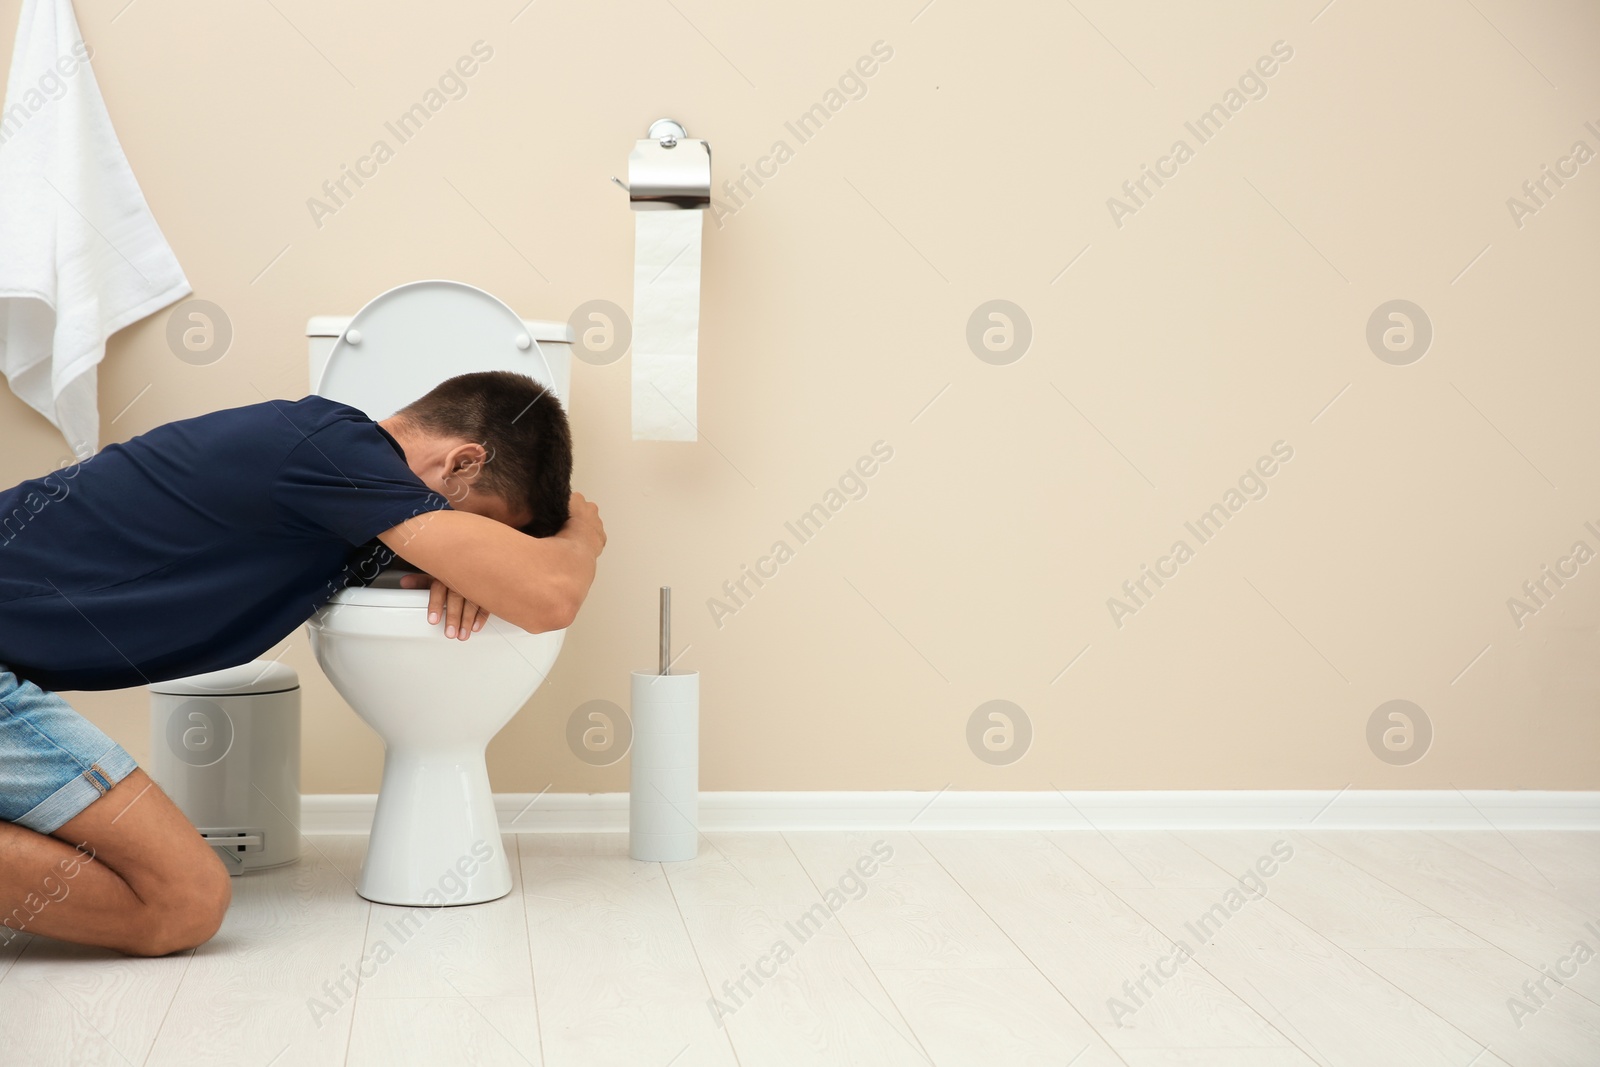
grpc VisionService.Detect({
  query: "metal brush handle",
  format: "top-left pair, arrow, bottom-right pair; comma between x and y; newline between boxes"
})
659,587 -> 671,675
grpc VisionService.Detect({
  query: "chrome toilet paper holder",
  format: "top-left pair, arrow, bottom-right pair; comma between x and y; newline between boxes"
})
613,118 -> 711,210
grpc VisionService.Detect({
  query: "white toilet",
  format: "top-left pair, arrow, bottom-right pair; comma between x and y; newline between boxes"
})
303,280 -> 573,906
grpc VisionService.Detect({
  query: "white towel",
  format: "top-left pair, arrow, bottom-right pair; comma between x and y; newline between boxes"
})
0,0 -> 190,456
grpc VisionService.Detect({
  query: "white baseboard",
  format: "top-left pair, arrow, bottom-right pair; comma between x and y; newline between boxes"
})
298,790 -> 1600,834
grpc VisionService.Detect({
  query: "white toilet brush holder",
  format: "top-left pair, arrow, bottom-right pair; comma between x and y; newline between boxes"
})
630,588 -> 699,862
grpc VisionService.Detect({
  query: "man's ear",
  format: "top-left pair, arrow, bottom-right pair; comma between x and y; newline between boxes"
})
447,442 -> 490,483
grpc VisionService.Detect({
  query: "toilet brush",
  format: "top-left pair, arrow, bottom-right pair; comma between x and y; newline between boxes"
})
629,587 -> 699,861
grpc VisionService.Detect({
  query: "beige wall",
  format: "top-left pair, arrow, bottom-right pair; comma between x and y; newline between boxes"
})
3,1 -> 1597,793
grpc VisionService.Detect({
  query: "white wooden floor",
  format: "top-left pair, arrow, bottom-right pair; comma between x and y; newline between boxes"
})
1,829 -> 1597,1066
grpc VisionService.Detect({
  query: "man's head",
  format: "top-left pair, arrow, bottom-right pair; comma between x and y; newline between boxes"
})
379,371 -> 572,536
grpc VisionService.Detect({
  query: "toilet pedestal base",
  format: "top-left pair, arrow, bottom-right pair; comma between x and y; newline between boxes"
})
358,746 -> 510,906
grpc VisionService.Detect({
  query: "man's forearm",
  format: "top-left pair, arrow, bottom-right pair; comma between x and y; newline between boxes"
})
545,528 -> 599,628
377,510 -> 600,633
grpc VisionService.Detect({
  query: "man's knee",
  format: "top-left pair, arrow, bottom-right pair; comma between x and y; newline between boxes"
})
127,855 -> 232,956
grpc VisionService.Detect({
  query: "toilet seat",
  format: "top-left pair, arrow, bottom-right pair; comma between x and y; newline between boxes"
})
329,567 -> 430,609
317,280 -> 564,421
326,586 -> 424,609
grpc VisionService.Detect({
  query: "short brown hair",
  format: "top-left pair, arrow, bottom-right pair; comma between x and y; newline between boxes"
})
396,371 -> 572,537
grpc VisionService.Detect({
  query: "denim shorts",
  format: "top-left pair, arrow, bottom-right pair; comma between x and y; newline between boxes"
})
0,666 -> 137,834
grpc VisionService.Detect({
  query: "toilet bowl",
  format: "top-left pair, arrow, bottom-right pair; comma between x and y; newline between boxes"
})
303,281 -> 574,906
307,573 -> 563,904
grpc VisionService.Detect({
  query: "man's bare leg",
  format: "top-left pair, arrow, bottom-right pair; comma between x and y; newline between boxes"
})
0,769 -> 232,956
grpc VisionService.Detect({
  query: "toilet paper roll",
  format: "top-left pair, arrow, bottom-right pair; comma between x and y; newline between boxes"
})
631,210 -> 703,442
629,669 -> 698,861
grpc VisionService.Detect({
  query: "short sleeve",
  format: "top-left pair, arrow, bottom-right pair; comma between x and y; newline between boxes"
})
273,417 -> 451,546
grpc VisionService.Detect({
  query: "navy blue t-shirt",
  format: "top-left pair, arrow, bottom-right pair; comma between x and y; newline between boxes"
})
0,396 -> 450,691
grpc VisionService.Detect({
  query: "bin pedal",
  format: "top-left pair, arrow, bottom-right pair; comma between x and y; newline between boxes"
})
198,828 -> 266,872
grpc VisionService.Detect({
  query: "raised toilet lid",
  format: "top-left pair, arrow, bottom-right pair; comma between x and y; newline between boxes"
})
316,280 -> 563,421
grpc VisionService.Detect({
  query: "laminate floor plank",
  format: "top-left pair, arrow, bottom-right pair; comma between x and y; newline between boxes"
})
519,833 -> 738,1067
3,828 -> 1588,1066
920,831 -> 1297,1054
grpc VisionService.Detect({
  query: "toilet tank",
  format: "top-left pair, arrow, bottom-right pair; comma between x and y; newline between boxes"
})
306,314 -> 574,412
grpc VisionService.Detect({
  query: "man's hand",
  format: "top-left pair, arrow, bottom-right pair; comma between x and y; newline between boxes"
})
559,491 -> 606,558
399,572 -> 490,640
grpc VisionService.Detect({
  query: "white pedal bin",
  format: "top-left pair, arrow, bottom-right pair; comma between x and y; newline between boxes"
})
147,661 -> 301,874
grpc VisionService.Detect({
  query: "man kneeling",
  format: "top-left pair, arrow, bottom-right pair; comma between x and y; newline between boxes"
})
0,372 -> 605,954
